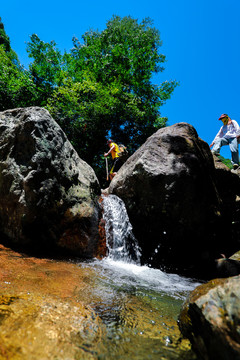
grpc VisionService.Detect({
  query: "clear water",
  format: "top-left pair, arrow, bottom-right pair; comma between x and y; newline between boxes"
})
76,195 -> 201,359
79,258 -> 200,359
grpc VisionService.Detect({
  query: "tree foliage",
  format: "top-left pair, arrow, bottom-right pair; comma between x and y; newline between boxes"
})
0,18 -> 37,110
27,34 -> 64,106
62,16 -> 177,148
1,15 -> 178,182
0,46 -> 37,110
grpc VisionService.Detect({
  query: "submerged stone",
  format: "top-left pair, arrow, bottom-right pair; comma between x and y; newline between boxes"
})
0,243 -> 196,360
0,244 -> 104,359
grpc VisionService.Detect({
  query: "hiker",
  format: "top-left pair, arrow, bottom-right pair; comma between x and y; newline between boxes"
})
210,114 -> 240,169
104,139 -> 122,181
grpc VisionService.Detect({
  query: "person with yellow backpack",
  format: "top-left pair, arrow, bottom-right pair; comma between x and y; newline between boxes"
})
104,139 -> 128,181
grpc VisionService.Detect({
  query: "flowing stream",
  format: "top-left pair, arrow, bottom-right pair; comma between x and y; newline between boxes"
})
78,194 -> 201,359
102,194 -> 141,264
0,194 -> 201,359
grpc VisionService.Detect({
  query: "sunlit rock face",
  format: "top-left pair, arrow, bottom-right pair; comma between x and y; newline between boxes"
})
179,276 -> 240,360
109,123 -> 237,278
0,107 -> 101,257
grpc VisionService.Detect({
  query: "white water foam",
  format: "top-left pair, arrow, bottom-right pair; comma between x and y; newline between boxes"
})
101,194 -> 201,298
96,258 -> 201,299
102,194 -> 141,264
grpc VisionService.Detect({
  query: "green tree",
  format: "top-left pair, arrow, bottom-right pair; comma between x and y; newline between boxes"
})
0,17 -> 24,69
26,34 -> 64,106
0,17 -> 10,52
0,18 -> 37,111
0,46 -> 37,110
66,16 -> 177,147
47,72 -> 142,166
25,15 -> 178,182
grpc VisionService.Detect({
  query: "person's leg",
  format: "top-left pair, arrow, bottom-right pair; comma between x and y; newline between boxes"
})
109,158 -> 118,180
109,159 -> 115,181
212,138 -> 228,155
229,137 -> 239,166
112,158 -> 122,177
113,158 -> 122,173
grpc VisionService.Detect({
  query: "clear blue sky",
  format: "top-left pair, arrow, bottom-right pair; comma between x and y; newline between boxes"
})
1,0 -> 240,158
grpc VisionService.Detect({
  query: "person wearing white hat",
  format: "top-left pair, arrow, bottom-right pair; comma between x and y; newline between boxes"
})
210,114 -> 240,169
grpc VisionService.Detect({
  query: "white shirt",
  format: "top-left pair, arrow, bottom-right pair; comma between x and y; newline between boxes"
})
213,120 -> 240,143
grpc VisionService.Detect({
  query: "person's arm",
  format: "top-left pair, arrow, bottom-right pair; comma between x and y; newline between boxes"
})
104,144 -> 115,157
232,120 -> 240,138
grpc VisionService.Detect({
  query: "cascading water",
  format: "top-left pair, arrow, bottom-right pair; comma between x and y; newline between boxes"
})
102,194 -> 141,264
83,193 -> 202,359
101,194 -> 200,297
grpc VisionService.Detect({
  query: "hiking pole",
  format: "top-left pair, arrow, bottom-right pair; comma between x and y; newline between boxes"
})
105,157 -> 109,181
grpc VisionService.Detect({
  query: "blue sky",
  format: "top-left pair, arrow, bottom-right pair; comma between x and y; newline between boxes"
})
1,0 -> 240,158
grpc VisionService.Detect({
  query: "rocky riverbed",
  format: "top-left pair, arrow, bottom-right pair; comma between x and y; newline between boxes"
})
0,243 -> 199,359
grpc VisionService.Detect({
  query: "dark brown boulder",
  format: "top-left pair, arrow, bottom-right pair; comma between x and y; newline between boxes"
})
109,123 -> 237,278
212,155 -> 240,250
0,107 -> 101,256
216,253 -> 240,278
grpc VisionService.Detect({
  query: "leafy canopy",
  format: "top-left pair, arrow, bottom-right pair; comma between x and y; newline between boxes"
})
26,16 -> 178,171
1,15 -> 178,182
0,18 -> 37,110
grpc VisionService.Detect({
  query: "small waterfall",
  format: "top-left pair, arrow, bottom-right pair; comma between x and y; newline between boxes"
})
102,194 -> 141,264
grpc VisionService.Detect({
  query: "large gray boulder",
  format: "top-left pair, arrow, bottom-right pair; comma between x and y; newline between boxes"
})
0,107 -> 101,256
109,123 -> 238,278
179,276 -> 240,360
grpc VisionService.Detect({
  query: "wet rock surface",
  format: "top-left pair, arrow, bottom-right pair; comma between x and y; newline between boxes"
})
179,276 -> 240,360
216,254 -> 240,277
